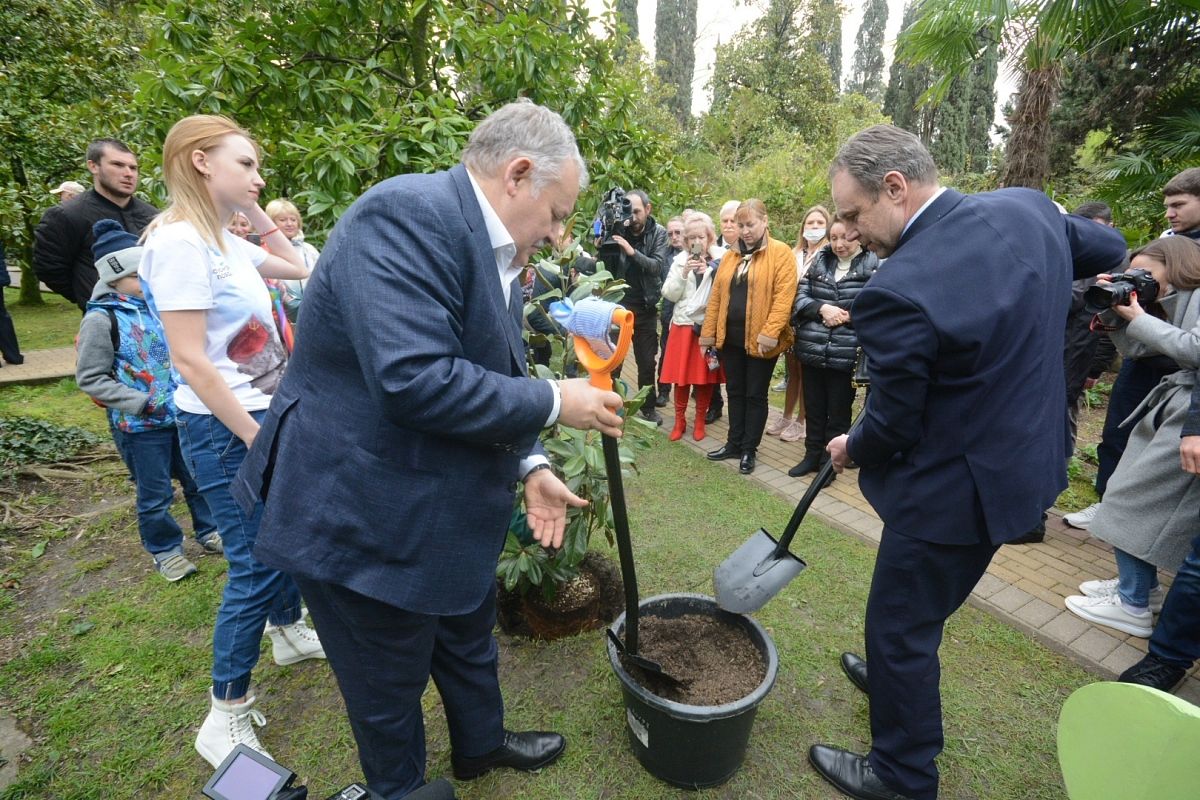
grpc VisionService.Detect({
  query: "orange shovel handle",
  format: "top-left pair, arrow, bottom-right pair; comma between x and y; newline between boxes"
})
573,308 -> 634,391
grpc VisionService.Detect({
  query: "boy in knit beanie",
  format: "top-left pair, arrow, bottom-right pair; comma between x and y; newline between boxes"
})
76,219 -> 222,582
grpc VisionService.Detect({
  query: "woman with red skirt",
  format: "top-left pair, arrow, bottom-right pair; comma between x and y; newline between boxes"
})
660,212 -> 727,441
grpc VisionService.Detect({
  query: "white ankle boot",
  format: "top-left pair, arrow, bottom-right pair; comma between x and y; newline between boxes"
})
264,619 -> 326,665
195,693 -> 270,768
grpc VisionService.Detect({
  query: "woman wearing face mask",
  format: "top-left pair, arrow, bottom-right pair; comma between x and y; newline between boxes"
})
769,206 -> 831,442
788,216 -> 879,477
699,199 -> 797,474
660,212 -> 727,441
1066,237 -> 1200,638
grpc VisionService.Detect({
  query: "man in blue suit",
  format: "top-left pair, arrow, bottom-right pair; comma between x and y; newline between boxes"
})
809,125 -> 1128,800
234,101 -> 623,799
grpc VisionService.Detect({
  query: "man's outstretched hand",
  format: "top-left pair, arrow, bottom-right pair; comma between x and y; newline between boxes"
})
524,467 -> 588,549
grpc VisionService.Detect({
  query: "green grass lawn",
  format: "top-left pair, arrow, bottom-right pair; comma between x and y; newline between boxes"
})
6,290 -> 81,351
0,414 -> 1093,798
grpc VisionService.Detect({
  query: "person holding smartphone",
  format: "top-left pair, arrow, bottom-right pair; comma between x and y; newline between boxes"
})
659,213 -> 727,441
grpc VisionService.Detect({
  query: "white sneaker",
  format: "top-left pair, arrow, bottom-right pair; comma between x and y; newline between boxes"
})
1078,578 -> 1165,613
779,420 -> 806,442
265,619 -> 326,665
1064,593 -> 1153,637
765,416 -> 791,436
1064,502 -> 1100,530
195,693 -> 271,768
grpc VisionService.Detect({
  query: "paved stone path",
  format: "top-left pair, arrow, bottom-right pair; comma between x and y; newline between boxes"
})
0,347 -> 76,387
3,348 -> 1197,701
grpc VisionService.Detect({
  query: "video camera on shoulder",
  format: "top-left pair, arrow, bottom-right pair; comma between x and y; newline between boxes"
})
1084,268 -> 1160,314
592,187 -> 633,276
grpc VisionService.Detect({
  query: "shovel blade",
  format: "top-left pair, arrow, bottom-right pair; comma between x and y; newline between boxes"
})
714,528 -> 807,613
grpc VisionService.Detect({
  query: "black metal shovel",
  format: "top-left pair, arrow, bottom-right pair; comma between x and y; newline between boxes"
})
571,306 -> 684,689
714,409 -> 865,614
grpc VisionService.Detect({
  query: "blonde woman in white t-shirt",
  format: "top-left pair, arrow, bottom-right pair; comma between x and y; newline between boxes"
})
138,115 -> 317,770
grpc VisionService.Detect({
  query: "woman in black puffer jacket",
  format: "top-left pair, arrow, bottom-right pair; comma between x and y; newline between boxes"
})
787,217 -> 880,477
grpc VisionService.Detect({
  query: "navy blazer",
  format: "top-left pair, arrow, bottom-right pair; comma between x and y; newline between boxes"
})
847,188 -> 1127,546
236,165 -> 554,615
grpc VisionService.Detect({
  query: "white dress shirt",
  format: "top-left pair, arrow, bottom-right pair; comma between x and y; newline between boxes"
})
466,170 -> 560,477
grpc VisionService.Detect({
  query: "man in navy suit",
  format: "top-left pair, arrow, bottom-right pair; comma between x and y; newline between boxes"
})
235,101 -> 624,799
809,125 -> 1127,800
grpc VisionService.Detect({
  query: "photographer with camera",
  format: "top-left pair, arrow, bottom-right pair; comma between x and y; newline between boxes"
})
1066,236 -> 1200,638
596,188 -> 670,423
1066,168 -> 1200,530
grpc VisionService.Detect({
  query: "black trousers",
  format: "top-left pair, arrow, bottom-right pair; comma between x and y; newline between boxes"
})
720,345 -> 777,454
801,363 -> 855,455
294,576 -> 505,799
865,528 -> 998,800
624,303 -> 660,390
0,288 -> 22,364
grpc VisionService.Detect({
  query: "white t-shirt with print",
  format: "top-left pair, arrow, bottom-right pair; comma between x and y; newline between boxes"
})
140,221 -> 286,414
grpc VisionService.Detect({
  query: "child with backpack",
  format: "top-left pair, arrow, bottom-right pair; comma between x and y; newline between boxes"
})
75,219 -> 221,582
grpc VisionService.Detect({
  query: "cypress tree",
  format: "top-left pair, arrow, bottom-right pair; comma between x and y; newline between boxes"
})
847,0 -> 888,103
883,1 -> 934,141
965,40 -> 998,171
930,75 -> 969,172
616,0 -> 639,43
655,0 -> 698,124
810,0 -> 842,90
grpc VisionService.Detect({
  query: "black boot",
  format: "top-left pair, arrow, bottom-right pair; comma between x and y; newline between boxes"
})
788,451 -> 823,478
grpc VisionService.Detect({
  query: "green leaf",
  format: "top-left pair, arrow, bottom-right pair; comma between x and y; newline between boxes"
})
31,541 -> 47,559
71,621 -> 95,637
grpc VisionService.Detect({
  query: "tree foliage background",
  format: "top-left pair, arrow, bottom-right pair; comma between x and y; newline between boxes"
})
7,0 -> 1200,300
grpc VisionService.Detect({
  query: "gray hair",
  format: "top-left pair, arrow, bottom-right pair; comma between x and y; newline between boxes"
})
719,199 -> 740,218
461,100 -> 588,193
684,211 -> 716,239
830,124 -> 938,199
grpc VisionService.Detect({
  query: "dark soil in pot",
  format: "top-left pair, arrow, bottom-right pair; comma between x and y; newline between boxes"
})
623,613 -> 768,705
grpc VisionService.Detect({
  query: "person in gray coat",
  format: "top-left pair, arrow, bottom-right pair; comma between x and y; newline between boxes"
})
1067,236 -> 1200,638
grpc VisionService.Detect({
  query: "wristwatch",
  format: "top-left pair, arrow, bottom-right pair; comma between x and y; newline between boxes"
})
523,463 -> 553,482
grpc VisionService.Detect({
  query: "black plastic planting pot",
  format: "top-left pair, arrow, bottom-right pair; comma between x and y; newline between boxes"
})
606,592 -> 779,789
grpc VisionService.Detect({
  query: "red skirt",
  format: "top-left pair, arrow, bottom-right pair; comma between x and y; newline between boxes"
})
660,322 -> 726,385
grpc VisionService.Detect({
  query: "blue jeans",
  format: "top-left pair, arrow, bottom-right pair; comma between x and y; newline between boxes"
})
177,410 -> 302,700
1149,528 -> 1200,668
111,426 -> 216,558
1114,547 -> 1159,609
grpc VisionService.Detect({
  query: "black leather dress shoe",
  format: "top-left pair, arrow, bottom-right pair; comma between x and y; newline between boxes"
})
808,745 -> 914,800
452,730 -> 566,780
707,445 -> 741,461
655,388 -> 670,407
840,652 -> 869,695
739,453 -> 756,474
705,403 -> 723,424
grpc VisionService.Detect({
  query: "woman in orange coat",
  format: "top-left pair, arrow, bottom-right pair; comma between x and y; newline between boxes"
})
699,199 -> 797,474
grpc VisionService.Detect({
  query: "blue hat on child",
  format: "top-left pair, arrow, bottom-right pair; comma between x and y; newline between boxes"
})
92,219 -> 142,286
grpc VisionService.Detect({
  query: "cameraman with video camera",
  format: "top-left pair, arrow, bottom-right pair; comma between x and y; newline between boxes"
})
598,188 -> 670,423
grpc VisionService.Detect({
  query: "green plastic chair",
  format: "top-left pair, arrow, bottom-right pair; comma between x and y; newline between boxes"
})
1058,681 -> 1200,799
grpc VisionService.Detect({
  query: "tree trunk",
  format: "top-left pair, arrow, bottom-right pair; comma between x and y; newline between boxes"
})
8,154 -> 44,305
1001,61 -> 1061,189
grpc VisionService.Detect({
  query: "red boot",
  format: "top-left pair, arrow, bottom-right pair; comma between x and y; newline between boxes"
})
693,384 -> 713,441
669,384 -> 689,441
